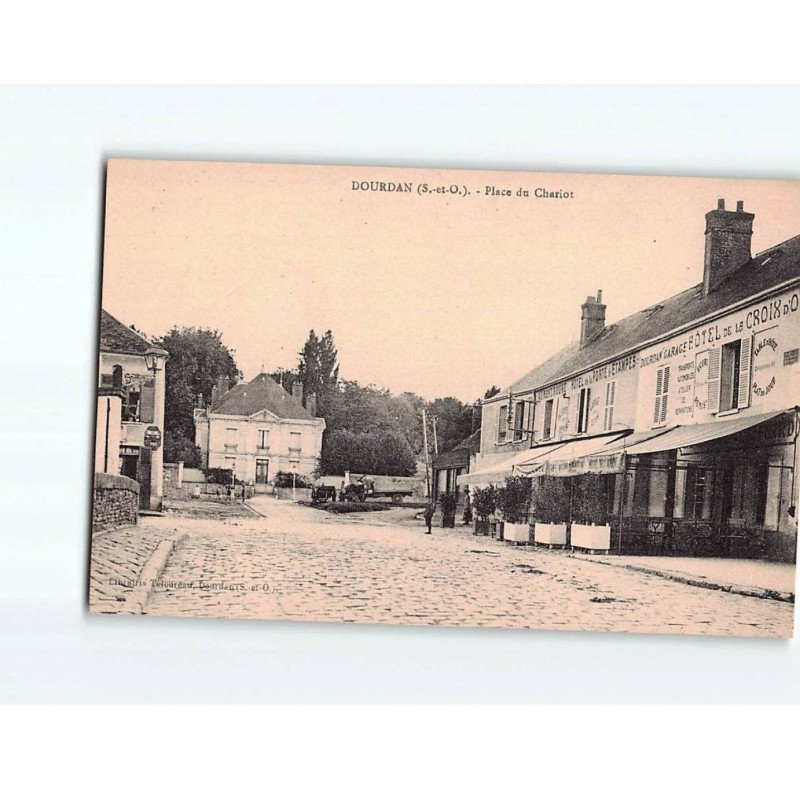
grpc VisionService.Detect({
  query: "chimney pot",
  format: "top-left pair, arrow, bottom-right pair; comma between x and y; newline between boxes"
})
703,199 -> 754,295
580,289 -> 606,348
306,392 -> 317,417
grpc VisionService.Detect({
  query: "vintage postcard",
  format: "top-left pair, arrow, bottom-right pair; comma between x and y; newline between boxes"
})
90,159 -> 799,637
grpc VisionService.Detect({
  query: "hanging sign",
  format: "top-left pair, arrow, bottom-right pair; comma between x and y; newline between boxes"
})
144,425 -> 162,450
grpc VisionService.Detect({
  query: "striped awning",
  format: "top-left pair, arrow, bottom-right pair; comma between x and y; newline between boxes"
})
456,441 -> 569,485
518,431 -> 630,477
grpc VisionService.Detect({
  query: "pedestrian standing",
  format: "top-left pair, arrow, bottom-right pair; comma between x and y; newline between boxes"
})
424,501 -> 434,535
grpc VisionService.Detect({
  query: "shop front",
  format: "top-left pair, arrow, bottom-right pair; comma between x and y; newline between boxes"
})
511,413 -> 797,561
614,409 -> 798,561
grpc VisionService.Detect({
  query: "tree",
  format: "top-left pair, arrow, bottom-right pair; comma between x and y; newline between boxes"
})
427,396 -> 473,454
269,367 -> 301,394
320,429 -> 416,476
297,329 -> 339,415
484,385 -> 501,400
163,430 -> 202,468
155,327 -> 241,463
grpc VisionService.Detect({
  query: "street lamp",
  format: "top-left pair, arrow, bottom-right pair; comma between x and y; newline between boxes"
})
144,346 -> 169,374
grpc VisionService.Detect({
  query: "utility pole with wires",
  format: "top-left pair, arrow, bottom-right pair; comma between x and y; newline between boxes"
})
421,407 -> 432,498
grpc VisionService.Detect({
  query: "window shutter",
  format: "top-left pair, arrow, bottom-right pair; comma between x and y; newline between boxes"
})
653,368 -> 663,424
140,378 -> 155,423
737,336 -> 752,409
707,347 -> 721,414
660,365 -> 670,423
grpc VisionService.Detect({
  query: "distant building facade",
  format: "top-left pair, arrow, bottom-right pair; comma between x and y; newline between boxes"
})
432,429 -> 480,501
194,374 -> 325,488
95,310 -> 168,511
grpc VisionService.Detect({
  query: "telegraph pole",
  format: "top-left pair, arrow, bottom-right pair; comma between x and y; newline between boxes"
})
432,415 -> 439,455
421,407 -> 431,498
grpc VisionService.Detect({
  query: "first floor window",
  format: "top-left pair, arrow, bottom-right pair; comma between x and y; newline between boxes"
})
224,427 -> 238,452
513,401 -> 525,441
542,398 -> 554,440
258,429 -> 269,449
122,388 -> 141,422
709,337 -> 752,414
577,388 -> 590,434
289,431 -> 301,453
497,405 -> 508,443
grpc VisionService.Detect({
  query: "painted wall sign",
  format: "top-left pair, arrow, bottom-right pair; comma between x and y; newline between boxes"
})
636,288 -> 800,430
752,336 -> 778,397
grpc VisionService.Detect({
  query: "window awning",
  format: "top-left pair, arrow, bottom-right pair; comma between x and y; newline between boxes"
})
517,430 -> 630,477
456,441 -> 568,485
625,410 -> 792,456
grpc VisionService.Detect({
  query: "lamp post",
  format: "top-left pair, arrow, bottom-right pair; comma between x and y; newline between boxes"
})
144,346 -> 169,510
144,346 -> 168,375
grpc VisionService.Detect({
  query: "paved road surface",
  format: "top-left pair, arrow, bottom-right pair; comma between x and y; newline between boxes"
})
124,495 -> 795,637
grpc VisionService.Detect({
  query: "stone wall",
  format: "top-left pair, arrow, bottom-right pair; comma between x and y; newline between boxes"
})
93,472 -> 140,533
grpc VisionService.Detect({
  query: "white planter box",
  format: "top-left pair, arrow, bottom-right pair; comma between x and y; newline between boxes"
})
571,523 -> 611,551
534,522 -> 567,546
504,522 -> 531,544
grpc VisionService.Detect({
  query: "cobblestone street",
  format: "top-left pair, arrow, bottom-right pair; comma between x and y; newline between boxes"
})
92,496 -> 795,637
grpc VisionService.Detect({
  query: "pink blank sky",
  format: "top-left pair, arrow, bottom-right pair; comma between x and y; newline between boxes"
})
102,160 -> 800,402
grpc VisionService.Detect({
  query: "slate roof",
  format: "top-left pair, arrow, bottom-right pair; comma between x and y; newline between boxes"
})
212,373 -> 316,420
492,235 -> 800,401
433,429 -> 481,469
99,309 -> 154,355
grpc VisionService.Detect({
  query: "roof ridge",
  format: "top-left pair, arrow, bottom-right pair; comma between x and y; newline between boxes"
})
101,309 -> 155,348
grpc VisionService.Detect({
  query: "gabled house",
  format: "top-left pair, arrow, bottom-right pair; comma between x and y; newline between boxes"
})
194,373 -> 325,488
96,309 -> 169,510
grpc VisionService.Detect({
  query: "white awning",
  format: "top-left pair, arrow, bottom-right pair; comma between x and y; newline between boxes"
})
457,441 -> 568,485
521,431 -> 629,477
625,410 -> 790,456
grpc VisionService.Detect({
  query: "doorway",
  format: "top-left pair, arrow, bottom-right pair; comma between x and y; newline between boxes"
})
255,459 -> 270,490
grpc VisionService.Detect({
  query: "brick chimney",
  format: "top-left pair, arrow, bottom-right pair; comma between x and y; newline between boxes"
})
292,381 -> 303,403
580,290 -> 606,348
306,392 -> 317,417
703,199 -> 754,295
211,376 -> 228,408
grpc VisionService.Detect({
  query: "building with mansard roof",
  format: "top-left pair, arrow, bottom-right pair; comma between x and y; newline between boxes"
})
194,373 -> 325,488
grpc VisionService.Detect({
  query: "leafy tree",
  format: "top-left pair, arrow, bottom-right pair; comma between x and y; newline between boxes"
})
297,329 -> 340,415
320,429 -> 416,476
163,430 -> 202,468
155,327 -> 241,461
484,385 -> 501,400
428,396 -> 474,454
269,367 -> 301,394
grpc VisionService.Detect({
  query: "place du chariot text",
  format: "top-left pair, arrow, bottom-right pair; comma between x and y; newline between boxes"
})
351,180 -> 574,199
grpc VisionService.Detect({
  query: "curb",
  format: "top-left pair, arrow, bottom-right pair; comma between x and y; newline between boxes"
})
244,501 -> 267,518
121,533 -> 187,615
570,554 -> 795,604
